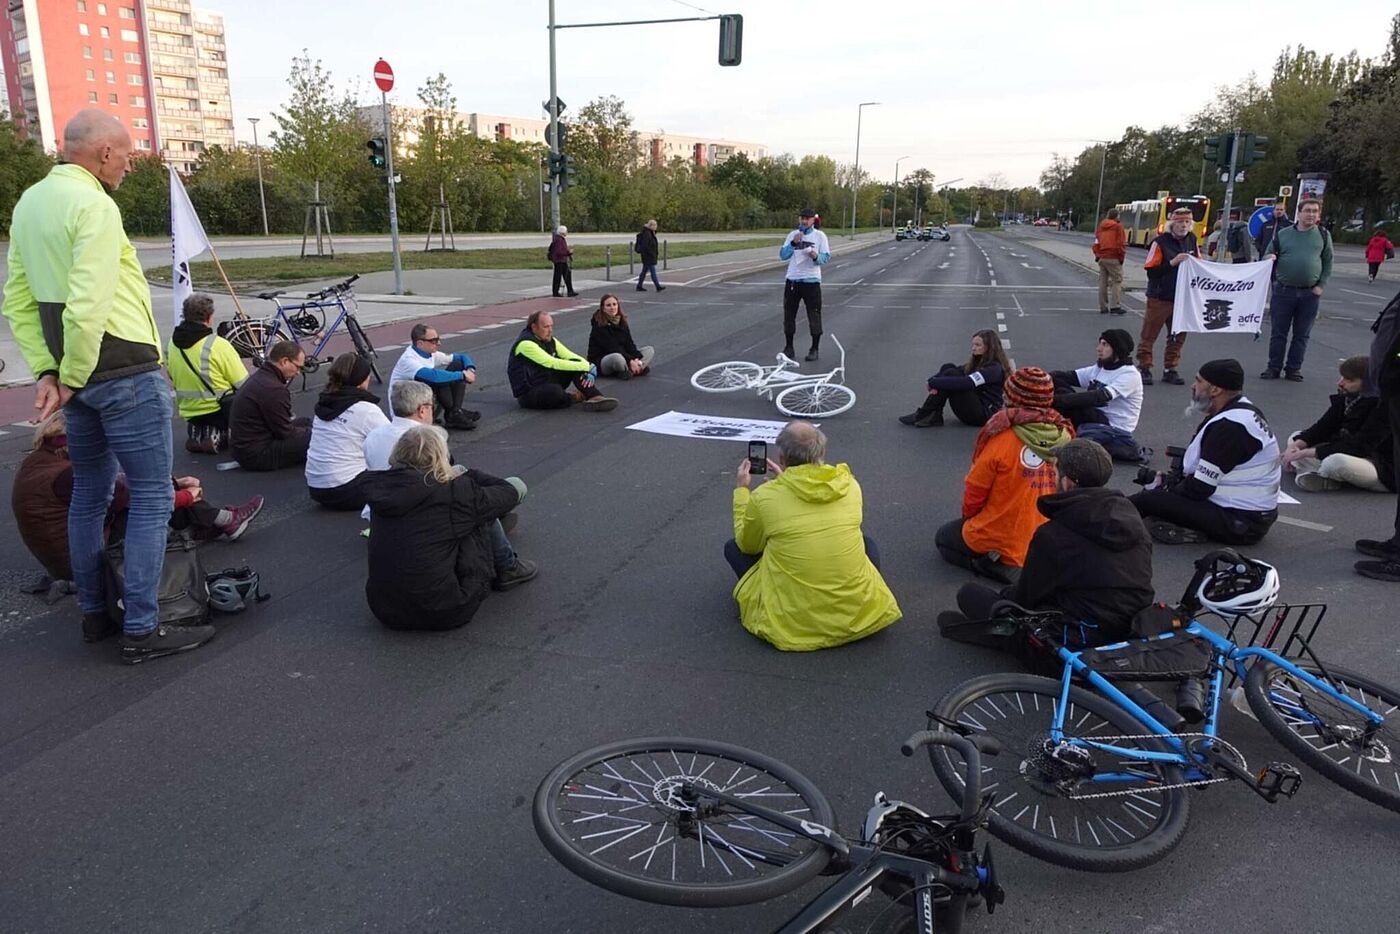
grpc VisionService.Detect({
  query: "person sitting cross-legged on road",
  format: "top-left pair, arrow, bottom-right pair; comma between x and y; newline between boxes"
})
1354,289 -> 1400,582
168,292 -> 248,453
230,340 -> 312,472
388,323 -> 479,431
935,367 -> 1072,584
1051,328 -> 1146,462
363,426 -> 537,631
938,438 -> 1154,652
587,293 -> 654,379
306,353 -> 389,511
899,329 -> 1008,428
725,421 -> 901,651
1282,354 -> 1394,493
508,310 -> 618,411
1130,358 -> 1280,546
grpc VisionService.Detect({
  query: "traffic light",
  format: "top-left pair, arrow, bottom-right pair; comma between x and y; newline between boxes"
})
718,13 -> 743,66
545,121 -> 569,152
559,154 -> 577,192
1239,133 -> 1268,166
548,151 -> 565,178
366,137 -> 386,169
1203,134 -> 1232,168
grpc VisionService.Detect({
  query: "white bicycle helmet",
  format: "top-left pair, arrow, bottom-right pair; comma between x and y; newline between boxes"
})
1196,556 -> 1280,616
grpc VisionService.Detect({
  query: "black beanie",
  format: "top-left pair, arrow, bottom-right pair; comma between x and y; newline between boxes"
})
1099,328 -> 1134,364
1198,358 -> 1245,392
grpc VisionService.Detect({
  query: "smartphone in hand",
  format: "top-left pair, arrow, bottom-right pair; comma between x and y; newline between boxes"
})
748,440 -> 768,475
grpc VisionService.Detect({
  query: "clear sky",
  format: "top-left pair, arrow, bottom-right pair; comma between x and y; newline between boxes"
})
223,0 -> 1392,187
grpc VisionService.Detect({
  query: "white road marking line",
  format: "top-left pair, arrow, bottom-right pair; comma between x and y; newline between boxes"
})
478,323 -> 504,329
1337,288 -> 1386,303
500,318 -> 525,324
1020,261 -> 1044,269
996,312 -> 1006,319
1012,294 -> 1027,318
1277,515 -> 1334,533
462,328 -> 482,334
990,278 -> 998,286
853,278 -> 865,286
998,324 -> 1008,332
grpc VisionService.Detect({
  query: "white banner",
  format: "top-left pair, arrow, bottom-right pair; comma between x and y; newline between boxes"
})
169,167 -> 211,326
1171,256 -> 1272,334
626,410 -> 802,442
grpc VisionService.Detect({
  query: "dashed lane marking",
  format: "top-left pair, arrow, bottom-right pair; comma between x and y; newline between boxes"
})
1277,515 -> 1334,533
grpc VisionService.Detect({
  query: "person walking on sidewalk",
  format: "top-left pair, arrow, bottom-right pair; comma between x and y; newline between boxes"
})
779,208 -> 831,362
1,109 -> 215,663
1093,208 -> 1127,315
549,225 -> 579,298
1261,199 -> 1333,382
635,219 -> 664,292
1354,289 -> 1400,582
1366,226 -> 1395,283
1137,206 -> 1200,386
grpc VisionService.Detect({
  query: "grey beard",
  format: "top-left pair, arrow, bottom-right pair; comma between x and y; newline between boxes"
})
1184,396 -> 1211,418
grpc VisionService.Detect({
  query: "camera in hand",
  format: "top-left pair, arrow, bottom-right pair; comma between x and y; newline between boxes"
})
1133,445 -> 1188,486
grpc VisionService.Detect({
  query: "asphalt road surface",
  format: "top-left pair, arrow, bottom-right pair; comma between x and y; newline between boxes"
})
2,228 -> 1397,933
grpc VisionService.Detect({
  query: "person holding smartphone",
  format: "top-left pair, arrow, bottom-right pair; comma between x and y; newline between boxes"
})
725,421 -> 901,651
778,208 -> 831,362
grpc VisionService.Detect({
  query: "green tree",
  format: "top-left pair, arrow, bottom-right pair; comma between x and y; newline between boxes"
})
269,52 -> 367,216
0,107 -> 56,235
110,155 -> 169,236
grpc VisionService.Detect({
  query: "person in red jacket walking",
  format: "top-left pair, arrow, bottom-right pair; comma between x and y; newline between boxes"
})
1366,227 -> 1395,283
1093,208 -> 1128,315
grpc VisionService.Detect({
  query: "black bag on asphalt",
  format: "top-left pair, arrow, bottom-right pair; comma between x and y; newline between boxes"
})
1075,634 -> 1213,682
102,532 -> 210,628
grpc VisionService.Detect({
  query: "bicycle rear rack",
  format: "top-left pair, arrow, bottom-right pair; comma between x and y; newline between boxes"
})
1212,602 -> 1328,687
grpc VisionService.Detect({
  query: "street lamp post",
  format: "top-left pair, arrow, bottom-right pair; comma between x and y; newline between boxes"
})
1090,138 -> 1112,226
248,116 -> 269,236
936,178 -> 964,226
849,101 -> 880,240
892,155 -> 910,231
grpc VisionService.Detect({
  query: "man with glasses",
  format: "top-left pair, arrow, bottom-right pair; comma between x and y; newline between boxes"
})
1261,199 -> 1334,382
389,322 -> 479,430
230,340 -> 313,472
1137,206 -> 1200,386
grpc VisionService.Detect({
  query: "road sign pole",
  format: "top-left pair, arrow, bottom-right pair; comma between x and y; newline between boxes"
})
382,90 -> 403,294
1216,128 -> 1240,264
547,0 -> 561,233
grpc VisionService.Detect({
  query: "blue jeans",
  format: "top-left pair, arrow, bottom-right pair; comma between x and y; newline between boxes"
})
64,370 -> 174,635
489,519 -> 515,571
1267,285 -> 1321,374
637,263 -> 661,288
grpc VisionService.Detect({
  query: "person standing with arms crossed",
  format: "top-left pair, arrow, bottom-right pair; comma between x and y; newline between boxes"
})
1261,199 -> 1333,382
1093,207 -> 1127,315
779,208 -> 831,362
1,109 -> 215,663
1137,206 -> 1200,386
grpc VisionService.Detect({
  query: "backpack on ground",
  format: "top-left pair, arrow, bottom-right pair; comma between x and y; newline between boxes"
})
102,531 -> 210,627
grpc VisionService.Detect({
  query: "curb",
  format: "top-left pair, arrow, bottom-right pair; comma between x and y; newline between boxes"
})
1008,234 -> 1147,294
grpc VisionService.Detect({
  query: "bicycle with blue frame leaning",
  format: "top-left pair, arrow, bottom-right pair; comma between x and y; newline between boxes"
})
223,274 -> 382,383
925,549 -> 1400,872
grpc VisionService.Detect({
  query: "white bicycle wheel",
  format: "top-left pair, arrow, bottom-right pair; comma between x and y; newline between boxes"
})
775,383 -> 856,417
691,361 -> 764,393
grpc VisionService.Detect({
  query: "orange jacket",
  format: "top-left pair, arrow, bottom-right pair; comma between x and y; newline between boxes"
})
960,429 -> 1061,566
1093,219 -> 1127,261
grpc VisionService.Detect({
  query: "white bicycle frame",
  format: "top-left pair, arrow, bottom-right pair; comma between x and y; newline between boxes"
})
743,335 -> 848,399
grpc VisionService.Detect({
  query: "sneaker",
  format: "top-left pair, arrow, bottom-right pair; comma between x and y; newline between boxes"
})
1356,537 -> 1400,559
120,623 -> 216,665
1356,559 -> 1400,582
636,286 -> 647,292
82,611 -> 119,643
1284,371 -> 1304,382
580,396 -> 618,412
445,409 -> 479,430
1294,472 -> 1342,492
219,495 -> 265,541
1161,369 -> 1185,385
1138,366 -> 1153,386
655,285 -> 666,292
1259,369 -> 1280,379
1110,307 -> 1126,316
566,291 -> 580,298
493,557 -> 539,591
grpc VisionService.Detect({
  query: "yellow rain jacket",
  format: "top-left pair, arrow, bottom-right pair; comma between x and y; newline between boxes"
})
732,462 -> 901,651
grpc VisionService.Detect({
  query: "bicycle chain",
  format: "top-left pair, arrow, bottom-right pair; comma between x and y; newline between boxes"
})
1051,733 -> 1248,801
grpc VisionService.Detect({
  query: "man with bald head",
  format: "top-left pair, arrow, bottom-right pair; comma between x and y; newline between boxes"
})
726,420 -> 901,651
3,108 -> 215,663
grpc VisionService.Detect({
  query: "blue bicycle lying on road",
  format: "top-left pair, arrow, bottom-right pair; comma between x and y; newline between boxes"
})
535,731 -> 1006,933
928,549 -> 1400,872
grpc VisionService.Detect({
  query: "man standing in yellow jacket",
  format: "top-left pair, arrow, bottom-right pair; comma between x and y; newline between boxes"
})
2,109 -> 215,663
725,421 -> 901,651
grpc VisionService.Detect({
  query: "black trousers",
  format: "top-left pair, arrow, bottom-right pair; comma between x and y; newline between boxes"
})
1129,489 -> 1276,545
934,518 -> 986,569
516,372 -> 600,410
917,364 -> 991,426
782,280 -> 822,345
188,409 -> 229,431
723,535 -> 881,578
426,376 -> 466,415
1390,393 -> 1400,538
552,262 -> 575,296
309,471 -> 374,511
233,428 -> 311,472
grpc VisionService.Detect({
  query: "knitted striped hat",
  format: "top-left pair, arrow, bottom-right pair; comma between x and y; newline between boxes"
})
1004,366 -> 1055,410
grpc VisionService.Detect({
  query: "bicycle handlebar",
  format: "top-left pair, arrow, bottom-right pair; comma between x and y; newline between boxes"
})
306,274 -> 360,300
901,730 -> 1000,822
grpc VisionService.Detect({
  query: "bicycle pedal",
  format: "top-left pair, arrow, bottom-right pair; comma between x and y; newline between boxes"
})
1257,762 -> 1302,802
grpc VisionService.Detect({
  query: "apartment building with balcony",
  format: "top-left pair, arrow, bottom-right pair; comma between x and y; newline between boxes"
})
144,0 -> 232,172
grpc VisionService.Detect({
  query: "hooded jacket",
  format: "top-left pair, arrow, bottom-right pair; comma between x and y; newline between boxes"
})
1297,392 -> 1395,490
167,320 -> 247,420
962,410 -> 1074,566
363,467 -> 521,631
1092,218 -> 1126,261
732,462 -> 901,651
1010,486 -> 1154,639
306,387 -> 387,490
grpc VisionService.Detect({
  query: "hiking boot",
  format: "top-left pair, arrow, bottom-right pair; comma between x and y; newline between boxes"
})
1294,472 -> 1342,492
219,495 -> 265,541
1138,366 -> 1153,386
580,396 -> 618,412
446,409 -> 479,430
120,623 -> 217,665
1356,537 -> 1400,559
1356,559 -> 1400,582
1161,369 -> 1185,385
83,611 -> 119,643
1259,369 -> 1280,380
493,557 -> 539,592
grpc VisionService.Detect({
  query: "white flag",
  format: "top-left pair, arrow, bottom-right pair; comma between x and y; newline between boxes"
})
1171,255 -> 1273,335
169,166 -> 211,326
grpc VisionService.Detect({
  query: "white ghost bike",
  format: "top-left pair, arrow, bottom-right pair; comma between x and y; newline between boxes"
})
690,335 -> 856,418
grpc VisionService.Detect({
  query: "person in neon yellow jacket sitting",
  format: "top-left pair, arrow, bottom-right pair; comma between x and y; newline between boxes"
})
725,421 -> 901,651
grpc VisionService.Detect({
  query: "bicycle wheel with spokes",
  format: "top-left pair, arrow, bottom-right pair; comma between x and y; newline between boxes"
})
1245,660 -> 1400,813
533,737 -> 836,907
345,316 -> 382,384
929,673 -> 1191,872
691,361 -> 763,393
775,383 -> 856,418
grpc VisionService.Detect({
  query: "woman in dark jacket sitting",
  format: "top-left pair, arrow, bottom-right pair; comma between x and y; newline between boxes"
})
899,329 -> 1010,427
586,294 -> 654,379
363,427 -> 537,631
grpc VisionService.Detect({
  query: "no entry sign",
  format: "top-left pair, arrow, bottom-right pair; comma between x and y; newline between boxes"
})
373,59 -> 394,93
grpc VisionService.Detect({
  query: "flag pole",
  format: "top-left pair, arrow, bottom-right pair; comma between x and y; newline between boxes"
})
203,243 -> 249,320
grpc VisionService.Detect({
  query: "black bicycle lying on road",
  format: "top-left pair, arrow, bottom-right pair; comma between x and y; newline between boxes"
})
534,732 -> 1006,933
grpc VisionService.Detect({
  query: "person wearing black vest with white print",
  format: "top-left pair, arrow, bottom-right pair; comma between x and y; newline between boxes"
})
1130,358 -> 1280,545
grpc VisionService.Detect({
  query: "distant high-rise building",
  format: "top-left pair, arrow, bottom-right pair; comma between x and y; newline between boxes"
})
0,1 -> 233,172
